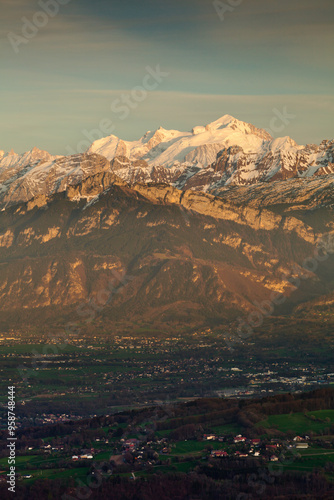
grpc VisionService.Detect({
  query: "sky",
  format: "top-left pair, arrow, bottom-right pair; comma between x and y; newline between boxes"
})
0,0 -> 333,154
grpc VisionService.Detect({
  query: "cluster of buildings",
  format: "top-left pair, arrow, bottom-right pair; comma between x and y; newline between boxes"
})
72,451 -> 94,461
205,433 -> 309,462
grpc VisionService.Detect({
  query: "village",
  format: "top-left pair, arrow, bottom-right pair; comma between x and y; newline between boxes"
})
0,427 -> 315,485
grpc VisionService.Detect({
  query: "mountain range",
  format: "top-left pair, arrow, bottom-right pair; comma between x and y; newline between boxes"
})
1,115 -> 333,208
0,115 -> 333,333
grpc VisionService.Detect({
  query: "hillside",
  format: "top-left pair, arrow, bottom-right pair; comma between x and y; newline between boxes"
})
0,170 -> 333,333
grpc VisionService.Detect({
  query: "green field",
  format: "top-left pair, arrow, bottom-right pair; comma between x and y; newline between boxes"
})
282,447 -> 334,473
21,467 -> 90,484
211,423 -> 242,435
155,429 -> 173,438
118,460 -> 198,478
156,461 -> 197,473
0,454 -> 63,470
94,451 -> 115,461
257,410 -> 334,435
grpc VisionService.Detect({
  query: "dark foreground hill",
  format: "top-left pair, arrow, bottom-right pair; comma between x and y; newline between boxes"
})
1,388 -> 334,499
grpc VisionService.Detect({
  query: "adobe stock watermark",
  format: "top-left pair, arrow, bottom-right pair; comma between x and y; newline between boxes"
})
225,233 -> 334,352
213,0 -> 244,22
266,107 -> 296,136
132,395 -> 176,444
65,65 -> 170,156
7,0 -> 71,54
62,465 -> 111,500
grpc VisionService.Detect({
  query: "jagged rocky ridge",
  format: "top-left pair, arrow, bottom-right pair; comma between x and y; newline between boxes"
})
1,115 -> 333,208
0,152 -> 110,208
87,115 -> 334,190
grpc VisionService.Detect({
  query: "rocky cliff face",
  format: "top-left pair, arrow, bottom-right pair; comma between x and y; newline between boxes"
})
36,168 -> 330,243
210,174 -> 334,210
109,138 -> 334,193
187,138 -> 334,190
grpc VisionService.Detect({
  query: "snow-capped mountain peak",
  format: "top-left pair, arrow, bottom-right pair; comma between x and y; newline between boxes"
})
204,115 -> 273,140
0,147 -> 56,171
1,114 -> 333,208
84,115 -> 333,191
87,114 -> 274,169
270,136 -> 300,152
205,114 -> 245,132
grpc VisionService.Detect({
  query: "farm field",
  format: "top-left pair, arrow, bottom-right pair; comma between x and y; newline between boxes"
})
211,423 -> 242,435
282,447 -> 334,472
20,467 -> 90,484
257,410 -> 334,435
